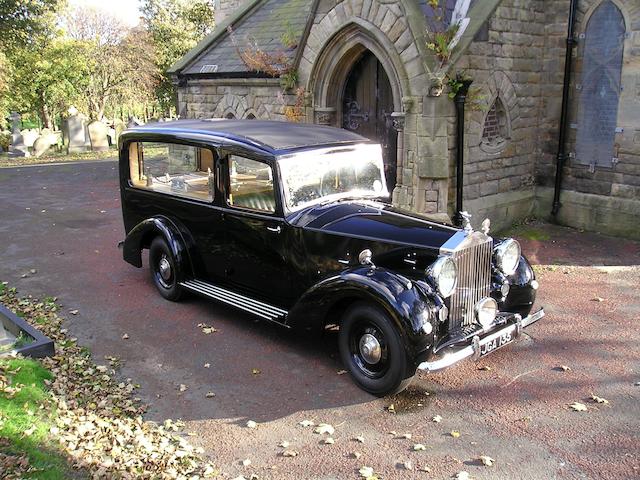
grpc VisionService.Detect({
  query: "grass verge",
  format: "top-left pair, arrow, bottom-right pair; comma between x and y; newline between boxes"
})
0,358 -> 73,479
0,148 -> 117,168
0,282 -> 217,479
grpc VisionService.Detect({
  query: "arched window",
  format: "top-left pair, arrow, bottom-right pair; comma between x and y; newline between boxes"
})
225,112 -> 236,119
575,1 -> 625,169
480,97 -> 509,153
246,113 -> 256,120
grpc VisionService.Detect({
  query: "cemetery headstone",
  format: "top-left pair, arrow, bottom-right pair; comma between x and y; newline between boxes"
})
88,120 -> 109,152
33,129 -> 59,157
67,114 -> 88,153
7,113 -> 29,157
21,129 -> 40,149
9,112 -> 21,134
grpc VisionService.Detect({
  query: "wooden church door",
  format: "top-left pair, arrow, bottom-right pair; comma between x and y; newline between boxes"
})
342,51 -> 397,193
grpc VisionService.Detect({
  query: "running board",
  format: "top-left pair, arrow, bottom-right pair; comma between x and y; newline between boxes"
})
179,279 -> 288,324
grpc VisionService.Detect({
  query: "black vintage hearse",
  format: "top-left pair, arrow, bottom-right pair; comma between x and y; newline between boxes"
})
118,119 -> 544,395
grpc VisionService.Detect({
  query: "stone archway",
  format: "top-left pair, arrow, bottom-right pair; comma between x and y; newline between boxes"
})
342,51 -> 398,192
307,23 -> 408,197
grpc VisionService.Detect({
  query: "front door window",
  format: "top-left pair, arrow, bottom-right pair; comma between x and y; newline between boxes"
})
228,155 -> 276,213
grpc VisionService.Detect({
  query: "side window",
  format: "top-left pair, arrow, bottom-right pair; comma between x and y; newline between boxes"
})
129,142 -> 215,202
228,155 -> 276,213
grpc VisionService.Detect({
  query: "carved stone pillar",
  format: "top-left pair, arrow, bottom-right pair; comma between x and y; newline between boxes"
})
391,111 -> 405,204
314,107 -> 337,126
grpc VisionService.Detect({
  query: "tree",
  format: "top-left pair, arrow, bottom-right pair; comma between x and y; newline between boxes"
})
62,5 -> 158,121
0,0 -> 60,52
141,0 -> 215,114
8,38 -> 91,129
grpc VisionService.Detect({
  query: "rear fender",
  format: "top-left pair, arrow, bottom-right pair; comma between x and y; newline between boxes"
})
122,216 -> 197,279
287,267 -> 436,360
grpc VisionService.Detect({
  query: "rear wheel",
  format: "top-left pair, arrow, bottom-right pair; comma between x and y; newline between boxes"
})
149,236 -> 182,301
338,302 -> 414,396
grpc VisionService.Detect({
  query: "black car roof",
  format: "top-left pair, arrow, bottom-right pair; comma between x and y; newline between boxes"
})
124,119 -> 371,154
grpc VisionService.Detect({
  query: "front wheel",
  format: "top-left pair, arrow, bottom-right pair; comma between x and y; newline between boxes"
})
149,236 -> 183,302
338,302 -> 414,396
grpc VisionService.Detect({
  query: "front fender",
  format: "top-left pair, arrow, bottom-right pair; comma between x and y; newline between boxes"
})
287,266 -> 437,362
122,216 -> 196,279
499,254 -> 538,317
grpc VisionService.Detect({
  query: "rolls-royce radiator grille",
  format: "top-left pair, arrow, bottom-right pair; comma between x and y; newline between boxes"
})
446,233 -> 493,331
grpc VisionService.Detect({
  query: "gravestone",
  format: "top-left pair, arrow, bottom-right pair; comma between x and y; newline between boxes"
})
67,114 -> 88,153
21,129 -> 40,149
7,113 -> 29,157
33,129 -> 59,157
9,112 -> 21,134
88,120 -> 109,151
61,119 -> 69,146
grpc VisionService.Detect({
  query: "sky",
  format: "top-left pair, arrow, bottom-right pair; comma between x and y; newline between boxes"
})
67,0 -> 143,27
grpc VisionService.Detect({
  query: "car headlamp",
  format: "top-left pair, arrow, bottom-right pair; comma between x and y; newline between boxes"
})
494,239 -> 521,276
475,297 -> 498,329
427,256 -> 457,298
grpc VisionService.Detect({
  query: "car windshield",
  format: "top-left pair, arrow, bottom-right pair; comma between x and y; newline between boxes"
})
277,144 -> 388,213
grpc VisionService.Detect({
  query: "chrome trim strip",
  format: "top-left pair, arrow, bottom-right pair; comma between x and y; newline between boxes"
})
180,279 -> 288,321
188,280 -> 288,315
417,308 -> 545,372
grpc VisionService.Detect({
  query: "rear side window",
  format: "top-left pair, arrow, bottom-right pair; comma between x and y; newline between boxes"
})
129,142 -> 215,202
228,155 -> 276,213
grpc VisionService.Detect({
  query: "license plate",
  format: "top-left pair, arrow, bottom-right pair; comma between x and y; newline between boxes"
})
479,330 -> 513,357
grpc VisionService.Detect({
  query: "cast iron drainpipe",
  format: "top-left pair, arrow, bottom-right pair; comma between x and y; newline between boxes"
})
453,77 -> 473,227
551,0 -> 579,217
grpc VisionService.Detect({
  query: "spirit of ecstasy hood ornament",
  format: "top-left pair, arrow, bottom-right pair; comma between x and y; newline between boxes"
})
459,211 -> 491,236
460,211 -> 473,236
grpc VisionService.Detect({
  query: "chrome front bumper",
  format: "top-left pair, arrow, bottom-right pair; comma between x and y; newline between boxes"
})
417,308 -> 545,372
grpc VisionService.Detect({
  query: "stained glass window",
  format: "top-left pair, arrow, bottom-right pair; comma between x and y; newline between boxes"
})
575,1 -> 625,168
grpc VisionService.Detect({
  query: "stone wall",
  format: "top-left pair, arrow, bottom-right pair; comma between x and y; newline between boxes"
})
297,0 -> 450,217
177,0 -> 640,238
536,0 -> 640,239
451,0 -> 547,231
177,78 -> 292,121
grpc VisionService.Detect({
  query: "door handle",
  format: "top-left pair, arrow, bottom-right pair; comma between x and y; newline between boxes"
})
267,226 -> 281,234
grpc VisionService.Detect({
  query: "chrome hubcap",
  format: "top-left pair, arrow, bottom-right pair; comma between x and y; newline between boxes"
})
359,333 -> 382,364
158,256 -> 172,281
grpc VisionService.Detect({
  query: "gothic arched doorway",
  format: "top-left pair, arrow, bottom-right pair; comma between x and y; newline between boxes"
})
341,51 -> 397,193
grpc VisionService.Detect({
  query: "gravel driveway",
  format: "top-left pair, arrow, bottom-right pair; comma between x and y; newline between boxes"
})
0,160 -> 638,479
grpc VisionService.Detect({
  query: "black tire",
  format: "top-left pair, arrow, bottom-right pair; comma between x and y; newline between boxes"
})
338,302 -> 414,396
149,236 -> 183,302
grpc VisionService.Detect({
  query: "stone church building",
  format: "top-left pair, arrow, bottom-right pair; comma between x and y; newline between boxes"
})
168,0 -> 640,238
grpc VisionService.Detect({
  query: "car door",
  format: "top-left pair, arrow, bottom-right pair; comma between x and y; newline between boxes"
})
218,151 -> 294,306
123,139 -> 227,281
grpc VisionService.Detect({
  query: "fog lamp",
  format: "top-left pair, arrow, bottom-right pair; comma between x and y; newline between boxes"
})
475,297 -> 498,329
438,305 -> 449,323
418,309 -> 433,334
501,281 -> 510,297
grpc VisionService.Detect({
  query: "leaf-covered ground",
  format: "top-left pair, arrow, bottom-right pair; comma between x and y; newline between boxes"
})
0,282 -> 218,479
